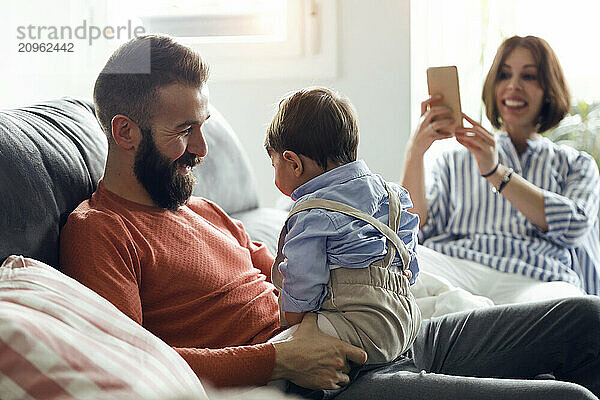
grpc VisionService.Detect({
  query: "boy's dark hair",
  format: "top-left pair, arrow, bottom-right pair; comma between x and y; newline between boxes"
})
482,35 -> 570,133
94,35 -> 209,142
265,87 -> 359,170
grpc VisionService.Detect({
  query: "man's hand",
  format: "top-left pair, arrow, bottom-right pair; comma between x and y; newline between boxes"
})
271,313 -> 367,390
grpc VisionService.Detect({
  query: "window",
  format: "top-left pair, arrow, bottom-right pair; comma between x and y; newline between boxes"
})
133,0 -> 287,39
101,0 -> 338,81
2,0 -> 337,108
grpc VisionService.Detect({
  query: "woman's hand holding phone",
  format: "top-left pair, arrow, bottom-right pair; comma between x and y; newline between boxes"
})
408,95 -> 455,156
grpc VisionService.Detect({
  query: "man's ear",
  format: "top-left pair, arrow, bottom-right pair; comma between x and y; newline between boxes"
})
111,115 -> 141,151
282,150 -> 304,177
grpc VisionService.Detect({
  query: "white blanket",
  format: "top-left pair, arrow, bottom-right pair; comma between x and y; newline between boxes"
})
411,270 -> 494,319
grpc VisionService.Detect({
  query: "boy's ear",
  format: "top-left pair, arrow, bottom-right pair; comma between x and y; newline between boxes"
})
111,114 -> 142,151
282,150 -> 304,177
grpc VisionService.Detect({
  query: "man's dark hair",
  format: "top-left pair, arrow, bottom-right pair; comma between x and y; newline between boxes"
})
94,35 -> 209,142
265,87 -> 359,170
482,35 -> 570,133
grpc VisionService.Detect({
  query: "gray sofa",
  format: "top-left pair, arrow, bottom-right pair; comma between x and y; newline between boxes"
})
0,97 -> 287,269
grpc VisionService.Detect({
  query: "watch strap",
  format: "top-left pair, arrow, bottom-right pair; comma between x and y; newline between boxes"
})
492,167 -> 514,194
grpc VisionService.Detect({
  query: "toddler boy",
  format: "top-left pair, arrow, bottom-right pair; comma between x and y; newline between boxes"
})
265,87 -> 421,366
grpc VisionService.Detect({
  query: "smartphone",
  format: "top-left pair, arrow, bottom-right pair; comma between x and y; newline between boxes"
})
426,66 -> 463,131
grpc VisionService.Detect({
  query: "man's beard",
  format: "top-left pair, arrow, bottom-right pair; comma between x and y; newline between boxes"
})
133,128 -> 202,211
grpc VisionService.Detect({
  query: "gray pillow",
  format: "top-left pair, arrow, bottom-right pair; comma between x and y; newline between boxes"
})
231,207 -> 288,255
192,105 -> 260,214
0,98 -> 108,268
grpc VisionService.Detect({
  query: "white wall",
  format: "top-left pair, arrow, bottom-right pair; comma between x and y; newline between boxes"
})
0,0 -> 411,208
0,1 -> 109,108
209,0 -> 411,206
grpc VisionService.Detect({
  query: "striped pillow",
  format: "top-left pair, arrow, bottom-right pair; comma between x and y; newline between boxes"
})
0,255 -> 207,400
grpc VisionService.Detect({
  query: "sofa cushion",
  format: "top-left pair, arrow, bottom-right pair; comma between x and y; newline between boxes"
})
231,207 -> 288,255
192,105 -> 260,214
0,98 -> 108,268
0,255 -> 206,399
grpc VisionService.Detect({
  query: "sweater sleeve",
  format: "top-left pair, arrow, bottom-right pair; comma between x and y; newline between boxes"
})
176,343 -> 276,387
175,205 -> 278,387
60,210 -> 144,324
232,217 -> 275,280
249,241 -> 276,281
201,199 -> 276,279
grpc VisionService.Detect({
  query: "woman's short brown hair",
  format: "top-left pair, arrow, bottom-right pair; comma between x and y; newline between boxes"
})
265,87 -> 359,170
482,35 -> 570,133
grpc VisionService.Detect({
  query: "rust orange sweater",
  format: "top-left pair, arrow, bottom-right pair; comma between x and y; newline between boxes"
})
60,182 -> 282,387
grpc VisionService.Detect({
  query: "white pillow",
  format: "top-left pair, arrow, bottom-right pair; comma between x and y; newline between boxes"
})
0,255 -> 207,400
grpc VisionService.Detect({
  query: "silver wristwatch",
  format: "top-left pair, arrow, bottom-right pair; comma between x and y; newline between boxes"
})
492,167 -> 514,194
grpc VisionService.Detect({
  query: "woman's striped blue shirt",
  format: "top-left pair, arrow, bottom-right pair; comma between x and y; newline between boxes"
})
420,132 -> 600,294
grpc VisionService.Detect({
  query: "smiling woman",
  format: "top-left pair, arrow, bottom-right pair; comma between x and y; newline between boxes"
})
411,0 -> 600,162
402,35 -> 600,303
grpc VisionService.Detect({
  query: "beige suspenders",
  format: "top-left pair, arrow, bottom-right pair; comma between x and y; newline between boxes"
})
271,182 -> 410,292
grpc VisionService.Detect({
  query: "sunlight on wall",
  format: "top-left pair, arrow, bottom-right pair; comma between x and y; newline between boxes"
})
0,0 -> 334,109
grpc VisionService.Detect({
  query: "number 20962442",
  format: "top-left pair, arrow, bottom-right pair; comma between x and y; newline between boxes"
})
18,42 -> 74,53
